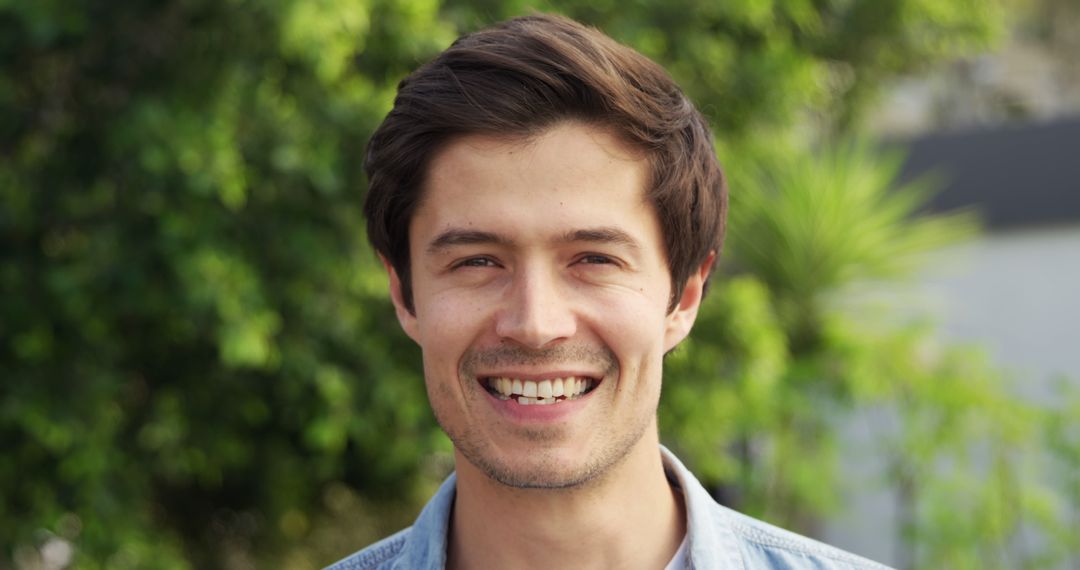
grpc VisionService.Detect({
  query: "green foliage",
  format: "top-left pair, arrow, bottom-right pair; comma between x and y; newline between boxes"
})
663,140 -> 977,530
725,139 -> 977,348
1,0 -> 452,566
661,139 -> 1079,568
6,0 -> 1072,569
444,0 -> 1005,135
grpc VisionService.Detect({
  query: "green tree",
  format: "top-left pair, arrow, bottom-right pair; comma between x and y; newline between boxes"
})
443,0 -> 1006,136
664,138 -> 1076,569
1,0 -> 454,566
662,139 -> 979,529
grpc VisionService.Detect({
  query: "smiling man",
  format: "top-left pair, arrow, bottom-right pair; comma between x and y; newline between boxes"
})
328,13 -> 890,570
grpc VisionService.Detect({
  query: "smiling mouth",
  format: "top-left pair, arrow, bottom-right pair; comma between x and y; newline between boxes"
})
483,376 -> 598,406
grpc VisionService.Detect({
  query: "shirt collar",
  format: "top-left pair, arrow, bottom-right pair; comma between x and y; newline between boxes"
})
402,446 -> 744,570
397,473 -> 455,569
660,446 -> 745,569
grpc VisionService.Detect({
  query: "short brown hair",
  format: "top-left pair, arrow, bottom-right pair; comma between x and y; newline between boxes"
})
364,13 -> 726,313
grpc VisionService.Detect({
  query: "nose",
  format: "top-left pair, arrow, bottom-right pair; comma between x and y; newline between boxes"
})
494,265 -> 577,349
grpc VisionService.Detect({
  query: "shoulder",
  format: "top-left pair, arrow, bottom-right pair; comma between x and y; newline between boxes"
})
324,473 -> 456,570
660,446 -> 892,569
322,528 -> 411,570
718,505 -> 892,570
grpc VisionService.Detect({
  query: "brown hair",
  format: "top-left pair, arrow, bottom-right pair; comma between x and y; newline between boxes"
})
364,13 -> 726,313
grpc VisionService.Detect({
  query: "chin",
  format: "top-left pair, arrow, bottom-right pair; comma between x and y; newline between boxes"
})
468,448 -> 603,490
456,429 -> 645,491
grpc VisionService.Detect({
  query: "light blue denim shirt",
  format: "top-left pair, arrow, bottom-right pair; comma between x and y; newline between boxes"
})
326,447 -> 892,569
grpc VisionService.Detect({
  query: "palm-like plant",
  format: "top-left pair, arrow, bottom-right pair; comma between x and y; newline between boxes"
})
724,139 -> 977,351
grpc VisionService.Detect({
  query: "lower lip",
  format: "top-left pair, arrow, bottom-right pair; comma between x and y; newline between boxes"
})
483,385 -> 597,423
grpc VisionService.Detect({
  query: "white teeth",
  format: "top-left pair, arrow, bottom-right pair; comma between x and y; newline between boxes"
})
487,376 -> 594,403
552,378 -> 565,397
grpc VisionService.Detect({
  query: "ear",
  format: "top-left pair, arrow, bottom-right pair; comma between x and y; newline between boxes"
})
663,252 -> 716,352
382,256 -> 420,343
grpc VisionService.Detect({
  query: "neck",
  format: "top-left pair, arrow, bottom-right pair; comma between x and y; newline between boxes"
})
447,427 -> 686,570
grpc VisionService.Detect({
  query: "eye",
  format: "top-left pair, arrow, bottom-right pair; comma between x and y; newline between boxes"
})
452,256 -> 500,269
576,254 -> 619,266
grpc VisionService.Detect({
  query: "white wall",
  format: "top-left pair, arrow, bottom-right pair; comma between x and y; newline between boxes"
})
919,225 -> 1080,401
824,224 -> 1080,566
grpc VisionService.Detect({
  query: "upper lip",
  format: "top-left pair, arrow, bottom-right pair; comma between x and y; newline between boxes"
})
473,371 -> 604,381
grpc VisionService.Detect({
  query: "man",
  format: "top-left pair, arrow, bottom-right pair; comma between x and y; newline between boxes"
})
329,13 -> 890,570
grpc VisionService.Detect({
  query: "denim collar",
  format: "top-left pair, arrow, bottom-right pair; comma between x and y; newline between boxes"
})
393,446 -> 743,569
661,446 -> 745,569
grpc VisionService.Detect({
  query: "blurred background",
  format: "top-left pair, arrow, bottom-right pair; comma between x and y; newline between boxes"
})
2,0 -> 1078,568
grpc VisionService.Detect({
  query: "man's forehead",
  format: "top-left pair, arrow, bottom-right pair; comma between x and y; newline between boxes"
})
406,122 -> 659,250
418,125 -> 647,207
428,122 -> 646,177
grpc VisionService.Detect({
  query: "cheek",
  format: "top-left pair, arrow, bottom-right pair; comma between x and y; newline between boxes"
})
586,292 -> 670,359
425,360 -> 462,404
416,291 -> 485,337
414,294 -> 496,373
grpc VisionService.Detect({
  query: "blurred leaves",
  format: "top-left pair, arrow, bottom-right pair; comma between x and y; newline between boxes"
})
726,139 -> 977,348
661,139 -> 1077,568
1,0 -> 448,566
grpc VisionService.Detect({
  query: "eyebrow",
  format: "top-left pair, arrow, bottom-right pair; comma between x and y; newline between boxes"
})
427,230 -> 512,254
558,227 -> 642,251
425,226 -> 642,254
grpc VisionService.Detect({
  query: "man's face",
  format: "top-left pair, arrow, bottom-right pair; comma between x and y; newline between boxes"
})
387,122 -> 706,488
